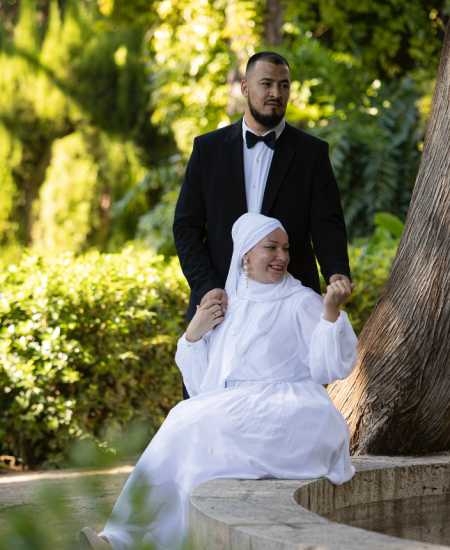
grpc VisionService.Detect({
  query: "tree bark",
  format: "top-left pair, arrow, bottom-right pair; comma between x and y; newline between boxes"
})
263,0 -> 284,46
328,22 -> 450,455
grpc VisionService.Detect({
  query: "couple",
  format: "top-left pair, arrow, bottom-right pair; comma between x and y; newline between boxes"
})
80,52 -> 358,550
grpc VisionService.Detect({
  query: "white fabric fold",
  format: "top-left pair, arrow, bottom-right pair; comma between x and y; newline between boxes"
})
176,334 -> 209,398
309,310 -> 358,384
179,333 -> 206,353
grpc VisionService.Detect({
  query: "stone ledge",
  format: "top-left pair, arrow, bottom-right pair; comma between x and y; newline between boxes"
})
188,455 -> 450,550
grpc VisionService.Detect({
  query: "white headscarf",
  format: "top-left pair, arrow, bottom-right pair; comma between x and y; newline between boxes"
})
224,212 -> 304,303
200,213 -> 305,392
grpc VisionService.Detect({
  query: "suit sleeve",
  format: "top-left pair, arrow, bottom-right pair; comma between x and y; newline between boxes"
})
309,142 -> 351,285
173,138 -> 223,304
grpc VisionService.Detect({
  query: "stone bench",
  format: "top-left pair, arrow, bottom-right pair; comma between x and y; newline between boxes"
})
188,454 -> 450,549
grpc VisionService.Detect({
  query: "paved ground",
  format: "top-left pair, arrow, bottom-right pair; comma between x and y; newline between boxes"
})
0,460 -> 137,549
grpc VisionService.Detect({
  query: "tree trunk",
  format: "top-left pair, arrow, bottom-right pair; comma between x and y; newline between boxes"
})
328,22 -> 450,455
263,0 -> 284,46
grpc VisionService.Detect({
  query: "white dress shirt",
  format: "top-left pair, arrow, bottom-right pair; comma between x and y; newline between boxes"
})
242,117 -> 285,213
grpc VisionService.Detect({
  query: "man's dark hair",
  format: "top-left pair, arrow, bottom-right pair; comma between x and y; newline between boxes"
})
245,52 -> 290,78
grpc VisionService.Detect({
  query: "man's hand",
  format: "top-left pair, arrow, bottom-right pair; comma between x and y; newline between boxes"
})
329,273 -> 355,294
201,288 -> 227,315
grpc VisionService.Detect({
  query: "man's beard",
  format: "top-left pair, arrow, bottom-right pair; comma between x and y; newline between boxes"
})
248,92 -> 286,129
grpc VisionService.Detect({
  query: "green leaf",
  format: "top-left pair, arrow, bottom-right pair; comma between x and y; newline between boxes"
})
374,212 -> 405,238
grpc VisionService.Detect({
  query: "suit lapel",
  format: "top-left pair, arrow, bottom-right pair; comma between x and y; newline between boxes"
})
261,122 -> 298,215
223,119 -> 247,215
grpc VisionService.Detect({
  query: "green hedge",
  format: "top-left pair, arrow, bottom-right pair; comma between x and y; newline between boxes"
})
0,243 -> 396,468
0,249 -> 189,468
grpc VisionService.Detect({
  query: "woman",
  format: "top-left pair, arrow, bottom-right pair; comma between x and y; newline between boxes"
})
80,213 -> 358,550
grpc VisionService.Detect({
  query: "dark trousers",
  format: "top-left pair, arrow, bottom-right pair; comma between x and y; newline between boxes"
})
182,382 -> 190,400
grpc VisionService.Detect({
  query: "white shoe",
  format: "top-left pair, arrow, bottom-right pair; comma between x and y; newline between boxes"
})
79,527 -> 112,549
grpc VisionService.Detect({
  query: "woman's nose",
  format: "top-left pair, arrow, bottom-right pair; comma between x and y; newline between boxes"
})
277,250 -> 289,262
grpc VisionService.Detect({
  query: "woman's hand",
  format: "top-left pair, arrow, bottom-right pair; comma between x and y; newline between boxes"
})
186,299 -> 225,343
322,279 -> 353,323
200,288 -> 227,315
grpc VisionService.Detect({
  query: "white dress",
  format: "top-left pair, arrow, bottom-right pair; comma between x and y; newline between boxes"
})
99,280 -> 358,550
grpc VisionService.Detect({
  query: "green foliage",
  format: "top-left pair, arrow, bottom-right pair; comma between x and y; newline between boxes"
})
279,27 -> 369,126
32,132 -> 100,254
112,154 -> 185,257
374,212 -> 405,239
314,79 -> 421,238
0,249 -> 189,468
33,131 -> 149,255
0,0 -> 172,257
285,0 -> 448,81
0,124 -> 20,245
97,0 -> 158,28
370,211 -> 405,250
146,0 -> 264,154
1,0 -> 443,254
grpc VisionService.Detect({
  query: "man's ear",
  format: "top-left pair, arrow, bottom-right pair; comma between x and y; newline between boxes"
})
241,79 -> 248,98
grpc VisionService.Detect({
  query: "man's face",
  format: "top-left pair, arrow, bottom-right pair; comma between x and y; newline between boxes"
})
242,61 -> 290,128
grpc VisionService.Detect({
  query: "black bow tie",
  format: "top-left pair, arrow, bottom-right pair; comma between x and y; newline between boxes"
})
245,130 -> 276,150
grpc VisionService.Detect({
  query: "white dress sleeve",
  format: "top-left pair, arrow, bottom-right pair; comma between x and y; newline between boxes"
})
175,333 -> 210,397
297,291 -> 358,385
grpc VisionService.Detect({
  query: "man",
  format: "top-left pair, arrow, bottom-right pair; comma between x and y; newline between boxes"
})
174,51 -> 354,399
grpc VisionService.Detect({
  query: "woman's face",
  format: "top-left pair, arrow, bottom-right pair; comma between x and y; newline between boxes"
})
242,228 -> 290,284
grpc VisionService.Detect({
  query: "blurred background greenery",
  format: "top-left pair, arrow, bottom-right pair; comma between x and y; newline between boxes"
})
0,0 -> 447,262
0,2 -> 446,546
0,0 -> 448,471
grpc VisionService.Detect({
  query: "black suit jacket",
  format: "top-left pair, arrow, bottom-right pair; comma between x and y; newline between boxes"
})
174,118 -> 350,322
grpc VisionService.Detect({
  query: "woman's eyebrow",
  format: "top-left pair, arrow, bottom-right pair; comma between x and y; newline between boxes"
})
265,240 -> 289,245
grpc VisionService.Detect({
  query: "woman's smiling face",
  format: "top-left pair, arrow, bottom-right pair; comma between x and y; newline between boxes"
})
242,228 -> 290,284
